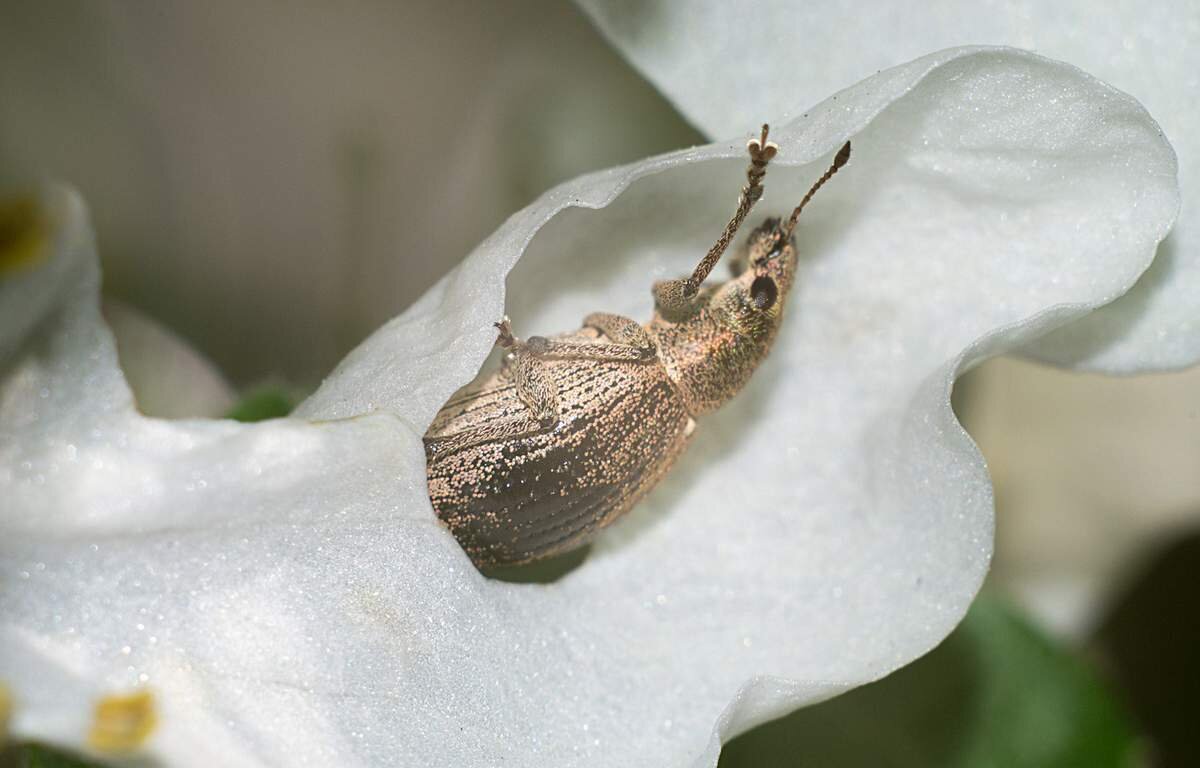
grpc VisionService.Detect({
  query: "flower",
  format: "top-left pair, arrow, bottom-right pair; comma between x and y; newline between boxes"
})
0,47 -> 1179,767
579,0 -> 1200,638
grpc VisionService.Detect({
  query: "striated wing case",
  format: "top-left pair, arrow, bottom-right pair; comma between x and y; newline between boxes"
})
424,345 -> 692,567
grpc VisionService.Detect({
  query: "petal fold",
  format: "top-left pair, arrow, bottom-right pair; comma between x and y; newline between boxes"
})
578,0 -> 1197,371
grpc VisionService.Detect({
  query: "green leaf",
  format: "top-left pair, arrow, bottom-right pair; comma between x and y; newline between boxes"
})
224,387 -> 295,423
719,594 -> 1139,767
0,743 -> 107,768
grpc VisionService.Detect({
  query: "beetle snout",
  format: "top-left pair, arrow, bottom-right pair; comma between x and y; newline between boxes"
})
750,235 -> 786,268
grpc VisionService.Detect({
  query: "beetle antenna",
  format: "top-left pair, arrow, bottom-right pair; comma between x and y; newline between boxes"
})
686,124 -> 778,291
780,141 -> 851,241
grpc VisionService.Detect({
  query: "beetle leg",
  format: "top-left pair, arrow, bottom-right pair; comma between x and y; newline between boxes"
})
508,343 -> 561,426
654,123 -> 777,320
497,316 -> 652,363
425,337 -> 561,458
487,318 -> 563,424
582,312 -> 657,360
524,335 -> 654,363
423,412 -> 554,458
651,278 -> 697,317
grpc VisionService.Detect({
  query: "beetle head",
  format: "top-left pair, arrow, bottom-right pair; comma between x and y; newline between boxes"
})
649,141 -> 851,415
718,217 -> 797,337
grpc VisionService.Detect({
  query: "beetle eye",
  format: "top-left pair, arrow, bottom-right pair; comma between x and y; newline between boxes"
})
750,275 -> 777,311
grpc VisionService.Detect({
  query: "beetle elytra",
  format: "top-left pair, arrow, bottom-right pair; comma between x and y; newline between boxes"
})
424,127 -> 852,568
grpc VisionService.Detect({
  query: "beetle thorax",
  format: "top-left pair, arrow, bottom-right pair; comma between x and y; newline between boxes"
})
649,224 -> 797,416
647,309 -> 769,415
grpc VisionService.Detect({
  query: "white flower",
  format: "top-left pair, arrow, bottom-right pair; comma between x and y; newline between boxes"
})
578,0 -> 1200,637
0,47 -> 1179,768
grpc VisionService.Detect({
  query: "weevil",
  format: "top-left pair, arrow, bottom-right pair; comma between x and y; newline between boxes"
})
424,126 -> 852,568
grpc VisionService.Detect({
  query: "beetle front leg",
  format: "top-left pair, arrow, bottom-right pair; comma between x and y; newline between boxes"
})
651,278 -> 703,319
509,349 -> 560,427
582,312 -> 657,360
496,320 -> 561,426
424,325 -> 562,459
524,336 -> 654,363
492,314 -> 655,431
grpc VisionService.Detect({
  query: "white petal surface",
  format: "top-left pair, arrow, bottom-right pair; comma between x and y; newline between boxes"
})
1,48 -> 1178,767
578,0 -> 1198,373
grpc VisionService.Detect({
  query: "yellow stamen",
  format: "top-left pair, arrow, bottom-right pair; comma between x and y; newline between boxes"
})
0,683 -> 12,746
0,196 -> 48,276
88,690 -> 157,753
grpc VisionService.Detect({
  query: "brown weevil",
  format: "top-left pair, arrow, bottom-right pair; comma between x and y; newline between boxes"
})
424,126 -> 852,568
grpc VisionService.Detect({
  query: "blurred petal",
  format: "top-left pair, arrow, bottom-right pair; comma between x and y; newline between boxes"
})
578,0 -> 1198,372
1,47 -> 1179,767
0,0 -> 699,384
102,299 -> 236,419
957,357 -> 1200,637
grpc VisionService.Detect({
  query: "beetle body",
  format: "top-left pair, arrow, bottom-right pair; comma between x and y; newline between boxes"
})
424,130 -> 851,568
425,327 -> 693,566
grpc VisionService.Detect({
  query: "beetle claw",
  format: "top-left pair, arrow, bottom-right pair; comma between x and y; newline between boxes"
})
494,317 -> 517,349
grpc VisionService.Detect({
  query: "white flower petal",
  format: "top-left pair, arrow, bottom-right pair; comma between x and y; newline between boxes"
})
102,299 -> 237,419
1,48 -> 1178,767
578,0 -> 1198,372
